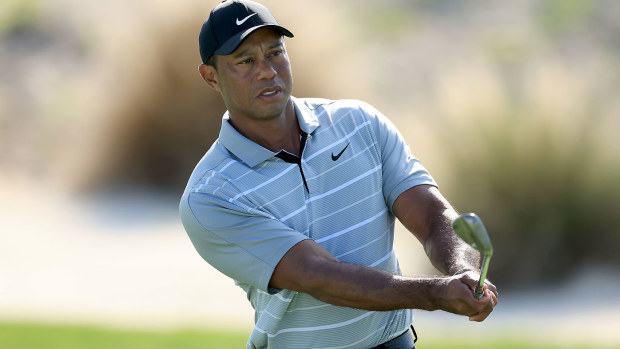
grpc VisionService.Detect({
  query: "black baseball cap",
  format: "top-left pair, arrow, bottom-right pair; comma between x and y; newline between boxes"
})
199,0 -> 294,64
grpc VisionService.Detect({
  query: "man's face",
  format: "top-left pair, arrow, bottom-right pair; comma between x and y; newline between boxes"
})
212,28 -> 293,121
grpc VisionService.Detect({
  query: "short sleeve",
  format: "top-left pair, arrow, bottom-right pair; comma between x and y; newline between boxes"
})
360,102 -> 437,210
180,190 -> 309,292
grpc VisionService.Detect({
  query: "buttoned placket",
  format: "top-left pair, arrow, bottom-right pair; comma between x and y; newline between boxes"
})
274,131 -> 309,193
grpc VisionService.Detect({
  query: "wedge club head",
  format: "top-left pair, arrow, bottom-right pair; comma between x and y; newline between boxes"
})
452,213 -> 493,299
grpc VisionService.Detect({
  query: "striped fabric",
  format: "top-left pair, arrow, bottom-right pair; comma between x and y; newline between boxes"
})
180,97 -> 436,348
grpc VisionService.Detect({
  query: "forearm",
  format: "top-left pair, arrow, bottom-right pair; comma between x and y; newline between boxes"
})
303,258 -> 438,311
270,239 -> 496,320
288,255 -> 492,319
392,185 -> 480,276
424,205 -> 479,275
270,240 -> 440,311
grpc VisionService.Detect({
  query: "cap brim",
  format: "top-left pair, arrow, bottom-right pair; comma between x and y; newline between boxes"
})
214,24 -> 294,56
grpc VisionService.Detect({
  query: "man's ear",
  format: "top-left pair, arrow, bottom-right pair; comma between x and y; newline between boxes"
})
198,63 -> 221,92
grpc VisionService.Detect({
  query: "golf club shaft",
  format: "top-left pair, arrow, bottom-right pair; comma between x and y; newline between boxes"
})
474,254 -> 491,300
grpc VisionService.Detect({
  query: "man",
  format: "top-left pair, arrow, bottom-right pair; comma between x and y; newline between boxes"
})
180,1 -> 498,348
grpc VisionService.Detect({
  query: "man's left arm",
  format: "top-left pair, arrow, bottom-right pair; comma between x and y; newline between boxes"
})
392,184 -> 499,320
392,184 -> 476,275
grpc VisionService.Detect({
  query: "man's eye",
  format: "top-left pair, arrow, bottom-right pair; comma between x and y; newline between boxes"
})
273,49 -> 286,57
239,58 -> 253,64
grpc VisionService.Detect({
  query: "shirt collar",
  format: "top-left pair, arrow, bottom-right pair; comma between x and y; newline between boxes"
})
219,96 -> 320,168
292,96 -> 320,135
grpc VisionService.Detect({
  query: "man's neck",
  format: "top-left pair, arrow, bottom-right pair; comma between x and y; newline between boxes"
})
228,100 -> 301,156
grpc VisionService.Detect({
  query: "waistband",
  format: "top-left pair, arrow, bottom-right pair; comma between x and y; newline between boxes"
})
372,324 -> 417,349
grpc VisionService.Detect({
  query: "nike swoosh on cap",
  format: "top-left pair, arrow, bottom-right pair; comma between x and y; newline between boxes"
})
236,13 -> 257,25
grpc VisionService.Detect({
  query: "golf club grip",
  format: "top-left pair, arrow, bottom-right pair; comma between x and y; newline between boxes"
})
474,286 -> 484,300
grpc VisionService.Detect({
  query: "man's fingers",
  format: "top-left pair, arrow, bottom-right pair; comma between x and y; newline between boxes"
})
442,274 -> 498,321
466,288 -> 497,322
469,311 -> 491,322
488,287 -> 498,306
485,281 -> 499,301
458,272 -> 498,300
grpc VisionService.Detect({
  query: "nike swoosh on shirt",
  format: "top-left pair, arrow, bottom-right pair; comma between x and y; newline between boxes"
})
236,13 -> 257,25
331,143 -> 350,161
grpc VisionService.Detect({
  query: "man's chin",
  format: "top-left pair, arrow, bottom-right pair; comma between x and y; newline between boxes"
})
253,97 -> 291,119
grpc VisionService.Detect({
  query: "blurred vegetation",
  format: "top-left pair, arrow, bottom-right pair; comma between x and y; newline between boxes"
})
0,0 -> 41,37
1,321 -> 614,349
64,0 -> 366,193
93,14 -> 226,192
427,0 -> 620,287
438,106 -> 620,286
342,0 -> 620,287
537,0 -> 596,36
1,0 -> 619,289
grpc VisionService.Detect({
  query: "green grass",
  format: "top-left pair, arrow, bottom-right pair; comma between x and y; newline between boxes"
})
0,321 -> 617,349
0,322 -> 248,349
421,339 -> 610,349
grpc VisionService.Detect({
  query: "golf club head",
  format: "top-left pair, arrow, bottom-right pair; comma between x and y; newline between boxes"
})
452,213 -> 493,256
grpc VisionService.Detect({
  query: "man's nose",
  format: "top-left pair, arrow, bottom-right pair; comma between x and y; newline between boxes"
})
256,58 -> 277,80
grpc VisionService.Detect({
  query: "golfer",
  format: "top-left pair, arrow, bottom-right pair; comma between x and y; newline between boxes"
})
180,1 -> 498,348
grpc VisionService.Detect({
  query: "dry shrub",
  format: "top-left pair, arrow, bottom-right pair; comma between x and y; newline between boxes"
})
434,57 -> 620,286
76,0 -> 368,193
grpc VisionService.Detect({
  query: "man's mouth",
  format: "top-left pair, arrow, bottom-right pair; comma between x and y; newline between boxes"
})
258,86 -> 281,98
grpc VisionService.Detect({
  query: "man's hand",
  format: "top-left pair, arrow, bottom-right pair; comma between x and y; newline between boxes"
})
434,271 -> 498,322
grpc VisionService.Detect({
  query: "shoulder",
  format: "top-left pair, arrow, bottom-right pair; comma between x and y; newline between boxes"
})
180,140 -> 252,225
295,97 -> 382,122
297,97 -> 374,112
182,139 -> 240,196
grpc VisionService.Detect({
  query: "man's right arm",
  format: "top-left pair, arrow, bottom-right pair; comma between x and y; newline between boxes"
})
183,183 -> 494,319
269,239 -> 493,319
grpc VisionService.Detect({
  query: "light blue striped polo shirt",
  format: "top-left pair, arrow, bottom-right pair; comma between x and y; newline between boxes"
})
180,97 -> 437,348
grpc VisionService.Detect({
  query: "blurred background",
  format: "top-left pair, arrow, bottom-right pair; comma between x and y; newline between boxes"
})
1,0 -> 619,347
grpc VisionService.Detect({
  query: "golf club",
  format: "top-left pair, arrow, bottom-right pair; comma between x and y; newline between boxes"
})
452,213 -> 493,300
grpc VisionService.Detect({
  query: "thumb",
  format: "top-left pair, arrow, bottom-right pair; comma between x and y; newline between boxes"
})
458,272 -> 480,292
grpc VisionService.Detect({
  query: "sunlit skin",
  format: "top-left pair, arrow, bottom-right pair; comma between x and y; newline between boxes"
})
199,28 -> 299,155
